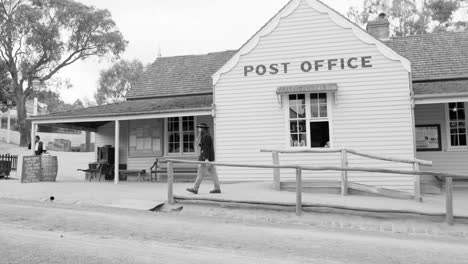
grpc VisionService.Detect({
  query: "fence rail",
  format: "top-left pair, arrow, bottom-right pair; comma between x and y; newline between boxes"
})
165,158 -> 468,225
261,148 -> 433,201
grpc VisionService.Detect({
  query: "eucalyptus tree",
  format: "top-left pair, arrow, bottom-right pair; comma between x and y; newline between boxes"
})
95,59 -> 146,105
0,0 -> 127,146
348,0 -> 467,36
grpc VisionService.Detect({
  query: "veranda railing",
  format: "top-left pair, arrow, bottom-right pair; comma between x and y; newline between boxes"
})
260,148 -> 433,202
165,158 -> 468,225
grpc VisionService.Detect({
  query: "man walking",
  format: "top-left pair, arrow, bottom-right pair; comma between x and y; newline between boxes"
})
186,123 -> 221,194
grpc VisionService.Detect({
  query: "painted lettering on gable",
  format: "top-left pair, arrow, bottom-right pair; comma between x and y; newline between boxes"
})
243,56 -> 372,76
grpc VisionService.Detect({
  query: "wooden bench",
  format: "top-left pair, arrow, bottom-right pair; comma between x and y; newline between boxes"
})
119,169 -> 147,182
78,162 -> 113,181
150,159 -> 198,182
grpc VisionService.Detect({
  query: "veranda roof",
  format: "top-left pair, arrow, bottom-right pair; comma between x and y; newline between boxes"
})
29,94 -> 213,122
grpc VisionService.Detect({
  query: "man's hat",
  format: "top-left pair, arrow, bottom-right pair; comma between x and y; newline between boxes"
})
196,123 -> 209,128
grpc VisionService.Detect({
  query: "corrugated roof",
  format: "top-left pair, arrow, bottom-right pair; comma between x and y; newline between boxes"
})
384,32 -> 468,81
30,95 -> 213,121
126,50 -> 237,100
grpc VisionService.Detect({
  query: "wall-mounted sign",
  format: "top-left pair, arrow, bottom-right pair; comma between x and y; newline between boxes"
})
416,124 -> 442,151
243,56 -> 372,76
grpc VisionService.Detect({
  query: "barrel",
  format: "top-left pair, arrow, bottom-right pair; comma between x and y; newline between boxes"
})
40,156 -> 58,182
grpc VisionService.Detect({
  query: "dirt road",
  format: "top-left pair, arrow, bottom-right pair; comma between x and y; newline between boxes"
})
0,199 -> 467,264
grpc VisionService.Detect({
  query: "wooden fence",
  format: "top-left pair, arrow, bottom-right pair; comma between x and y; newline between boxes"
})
165,158 -> 468,225
0,154 -> 18,178
260,148 -> 432,201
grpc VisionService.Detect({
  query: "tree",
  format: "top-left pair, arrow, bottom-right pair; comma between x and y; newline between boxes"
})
347,0 -> 467,36
0,0 -> 127,146
95,59 -> 146,105
0,61 -> 13,112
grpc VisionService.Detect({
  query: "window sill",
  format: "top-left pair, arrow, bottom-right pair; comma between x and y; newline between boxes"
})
445,148 -> 468,152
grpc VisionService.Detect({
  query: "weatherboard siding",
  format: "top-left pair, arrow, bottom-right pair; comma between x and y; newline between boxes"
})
415,104 -> 468,174
214,1 -> 414,192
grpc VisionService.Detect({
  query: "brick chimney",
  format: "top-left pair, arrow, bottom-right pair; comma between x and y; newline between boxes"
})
366,13 -> 390,40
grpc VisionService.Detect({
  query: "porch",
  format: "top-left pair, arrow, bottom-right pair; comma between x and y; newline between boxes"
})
28,95 -> 214,184
413,81 -> 468,193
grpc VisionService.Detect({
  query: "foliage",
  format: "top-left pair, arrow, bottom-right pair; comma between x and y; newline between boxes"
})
347,0 -> 467,36
0,0 -> 127,145
95,59 -> 146,105
0,61 -> 13,112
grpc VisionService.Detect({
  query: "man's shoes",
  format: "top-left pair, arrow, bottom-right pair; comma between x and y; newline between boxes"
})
209,189 -> 221,194
186,188 -> 198,194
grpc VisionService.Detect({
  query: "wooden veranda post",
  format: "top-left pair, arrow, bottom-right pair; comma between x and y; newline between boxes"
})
114,120 -> 120,184
272,152 -> 280,190
340,148 -> 348,195
413,162 -> 421,202
167,161 -> 174,204
30,122 -> 36,155
445,176 -> 454,225
296,168 -> 302,216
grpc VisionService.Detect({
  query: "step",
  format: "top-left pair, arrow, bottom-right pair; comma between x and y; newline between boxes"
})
281,180 -> 414,200
281,180 -> 341,194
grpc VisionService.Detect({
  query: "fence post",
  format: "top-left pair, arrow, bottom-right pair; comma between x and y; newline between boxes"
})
413,162 -> 422,202
445,176 -> 454,225
296,167 -> 302,216
167,161 -> 174,205
272,152 -> 280,190
341,148 -> 348,196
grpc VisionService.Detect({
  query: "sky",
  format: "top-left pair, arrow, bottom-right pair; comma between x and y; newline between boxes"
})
55,0 -> 365,104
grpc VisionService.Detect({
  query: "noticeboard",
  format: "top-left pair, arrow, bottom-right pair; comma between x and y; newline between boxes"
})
21,156 -> 42,183
416,124 -> 442,151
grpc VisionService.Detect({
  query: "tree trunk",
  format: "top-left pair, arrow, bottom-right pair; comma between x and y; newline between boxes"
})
15,88 -> 30,147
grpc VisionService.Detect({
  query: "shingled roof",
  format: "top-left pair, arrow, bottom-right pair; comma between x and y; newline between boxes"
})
126,50 -> 237,100
30,95 -> 213,121
384,32 -> 468,81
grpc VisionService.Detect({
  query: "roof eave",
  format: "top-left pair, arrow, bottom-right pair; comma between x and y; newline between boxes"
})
29,107 -> 213,122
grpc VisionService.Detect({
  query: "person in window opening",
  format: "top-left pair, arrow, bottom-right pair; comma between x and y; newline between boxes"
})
34,135 -> 47,155
186,123 -> 221,194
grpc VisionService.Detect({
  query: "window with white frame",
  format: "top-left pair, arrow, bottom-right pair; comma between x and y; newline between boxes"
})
168,116 -> 196,154
447,102 -> 467,147
288,93 -> 330,148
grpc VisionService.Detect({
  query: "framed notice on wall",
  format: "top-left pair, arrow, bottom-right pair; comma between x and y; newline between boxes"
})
128,119 -> 163,157
416,124 -> 442,151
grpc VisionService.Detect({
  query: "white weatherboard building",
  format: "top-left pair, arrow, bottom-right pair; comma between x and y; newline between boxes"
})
29,0 -> 468,196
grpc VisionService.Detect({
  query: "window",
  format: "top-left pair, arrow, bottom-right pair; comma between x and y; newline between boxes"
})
288,93 -> 330,148
168,116 -> 195,154
447,102 -> 467,148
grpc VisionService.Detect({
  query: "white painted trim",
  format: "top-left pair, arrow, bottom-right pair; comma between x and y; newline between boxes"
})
283,92 -> 333,148
327,92 -> 334,148
213,0 -> 301,85
164,118 -> 168,156
305,0 -> 411,73
283,95 -> 290,147
31,110 -> 212,125
444,102 -> 468,151
165,116 -> 198,156
415,97 -> 468,105
212,0 -> 411,85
